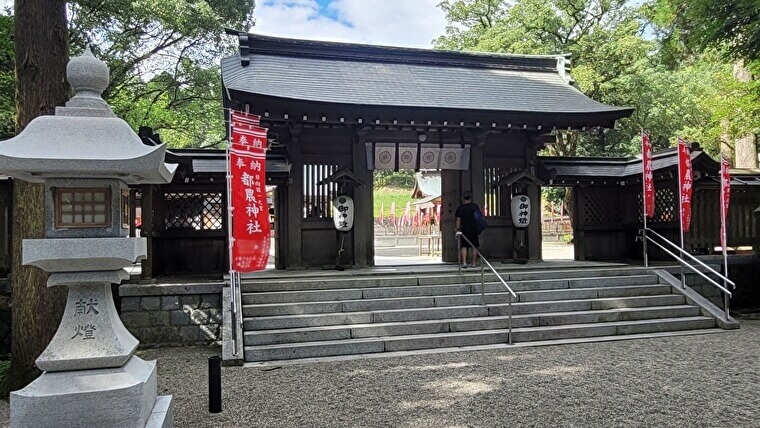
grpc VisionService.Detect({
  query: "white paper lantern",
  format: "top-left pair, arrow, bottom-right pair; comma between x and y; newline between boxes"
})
511,195 -> 531,228
332,195 -> 354,231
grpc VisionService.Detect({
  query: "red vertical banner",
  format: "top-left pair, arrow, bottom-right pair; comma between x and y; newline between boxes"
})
231,111 -> 261,129
720,157 -> 731,249
678,139 -> 693,232
642,132 -> 655,218
229,122 -> 270,272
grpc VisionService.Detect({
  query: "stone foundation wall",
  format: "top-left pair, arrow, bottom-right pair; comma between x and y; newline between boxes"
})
119,282 -> 224,346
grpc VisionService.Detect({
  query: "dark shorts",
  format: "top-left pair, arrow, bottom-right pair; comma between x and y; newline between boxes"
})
460,231 -> 479,248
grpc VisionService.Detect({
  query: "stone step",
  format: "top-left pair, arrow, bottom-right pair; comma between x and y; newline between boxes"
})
488,294 -> 686,316
244,305 -> 702,346
243,285 -> 675,317
242,275 -> 661,304
240,268 -> 662,292
245,294 -> 686,328
244,316 -> 715,361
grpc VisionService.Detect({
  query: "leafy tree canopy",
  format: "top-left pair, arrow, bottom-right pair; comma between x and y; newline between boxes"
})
435,0 -> 760,161
645,0 -> 760,65
1,1 -> 254,147
68,0 -> 255,147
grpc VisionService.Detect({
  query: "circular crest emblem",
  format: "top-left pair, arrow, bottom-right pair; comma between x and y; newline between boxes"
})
444,152 -> 457,165
378,150 -> 392,164
422,151 -> 435,163
400,150 -> 413,164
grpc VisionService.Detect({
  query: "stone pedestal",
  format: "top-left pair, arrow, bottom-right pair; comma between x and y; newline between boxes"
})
11,356 -> 172,428
35,278 -> 137,371
11,239 -> 174,427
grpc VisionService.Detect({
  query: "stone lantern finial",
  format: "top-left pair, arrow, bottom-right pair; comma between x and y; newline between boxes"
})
61,45 -> 113,115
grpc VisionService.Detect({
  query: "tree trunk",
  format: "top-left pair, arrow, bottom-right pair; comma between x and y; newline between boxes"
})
732,62 -> 758,168
734,134 -> 758,168
1,0 -> 69,395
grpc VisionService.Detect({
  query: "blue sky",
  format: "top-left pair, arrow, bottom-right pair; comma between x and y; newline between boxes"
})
251,0 -> 448,48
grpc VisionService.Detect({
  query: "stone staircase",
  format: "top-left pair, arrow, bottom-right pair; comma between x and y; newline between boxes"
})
239,266 -> 720,363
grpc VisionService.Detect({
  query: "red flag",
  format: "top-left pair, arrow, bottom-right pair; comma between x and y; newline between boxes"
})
229,118 -> 270,272
678,139 -> 693,232
231,111 -> 261,129
231,126 -> 267,151
720,157 -> 731,248
642,132 -> 655,218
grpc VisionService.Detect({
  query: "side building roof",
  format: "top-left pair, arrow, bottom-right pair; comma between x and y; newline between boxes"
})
539,146 -> 760,186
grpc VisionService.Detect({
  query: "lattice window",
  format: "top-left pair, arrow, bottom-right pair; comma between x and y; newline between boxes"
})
583,192 -> 621,225
637,187 -> 676,223
484,167 -> 512,217
56,188 -> 110,228
303,164 -> 338,219
164,192 -> 224,230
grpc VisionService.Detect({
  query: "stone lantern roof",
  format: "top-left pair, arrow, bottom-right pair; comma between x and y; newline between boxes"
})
0,47 -> 176,184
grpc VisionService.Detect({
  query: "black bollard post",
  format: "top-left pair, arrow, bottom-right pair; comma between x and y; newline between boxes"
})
209,356 -> 222,413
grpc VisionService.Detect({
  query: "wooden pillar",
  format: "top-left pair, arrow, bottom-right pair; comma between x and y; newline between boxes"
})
754,205 -> 760,258
528,183 -> 541,260
140,185 -> 156,279
471,136 -> 485,215
286,126 -> 303,268
274,185 -> 287,269
352,130 -> 373,267
526,136 -> 543,261
441,170 -> 462,263
572,187 -> 585,261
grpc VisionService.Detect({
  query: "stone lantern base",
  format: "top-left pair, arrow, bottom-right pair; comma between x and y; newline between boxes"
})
10,355 -> 172,428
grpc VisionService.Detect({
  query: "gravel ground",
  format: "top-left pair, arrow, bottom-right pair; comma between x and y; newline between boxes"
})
3,321 -> 760,427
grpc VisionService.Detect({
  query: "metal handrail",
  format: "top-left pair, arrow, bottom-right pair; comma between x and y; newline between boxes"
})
644,228 -> 735,289
456,232 -> 516,344
639,228 -> 732,320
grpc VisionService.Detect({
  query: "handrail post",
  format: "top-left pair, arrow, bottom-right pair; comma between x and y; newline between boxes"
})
643,223 -> 649,267
724,293 -> 730,321
508,293 -> 513,345
480,264 -> 485,305
457,232 -> 462,274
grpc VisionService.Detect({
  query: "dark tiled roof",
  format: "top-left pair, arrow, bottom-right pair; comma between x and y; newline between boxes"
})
539,148 -> 712,180
221,32 -> 633,119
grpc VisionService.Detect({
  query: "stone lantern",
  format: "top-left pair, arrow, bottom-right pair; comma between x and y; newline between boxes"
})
0,48 -> 176,427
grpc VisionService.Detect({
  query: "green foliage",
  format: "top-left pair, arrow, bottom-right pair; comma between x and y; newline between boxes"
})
66,0 -> 254,148
436,0 -> 760,162
373,170 -> 416,189
373,186 -> 415,219
0,13 -> 14,140
0,1 -> 254,146
645,0 -> 760,63
542,187 -> 566,210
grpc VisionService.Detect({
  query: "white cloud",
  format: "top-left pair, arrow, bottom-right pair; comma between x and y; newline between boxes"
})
251,0 -> 447,48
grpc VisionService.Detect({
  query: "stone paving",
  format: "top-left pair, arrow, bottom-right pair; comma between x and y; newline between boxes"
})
2,321 -> 758,427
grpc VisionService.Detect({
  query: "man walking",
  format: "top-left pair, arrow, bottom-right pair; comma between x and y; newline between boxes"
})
455,191 -> 480,268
